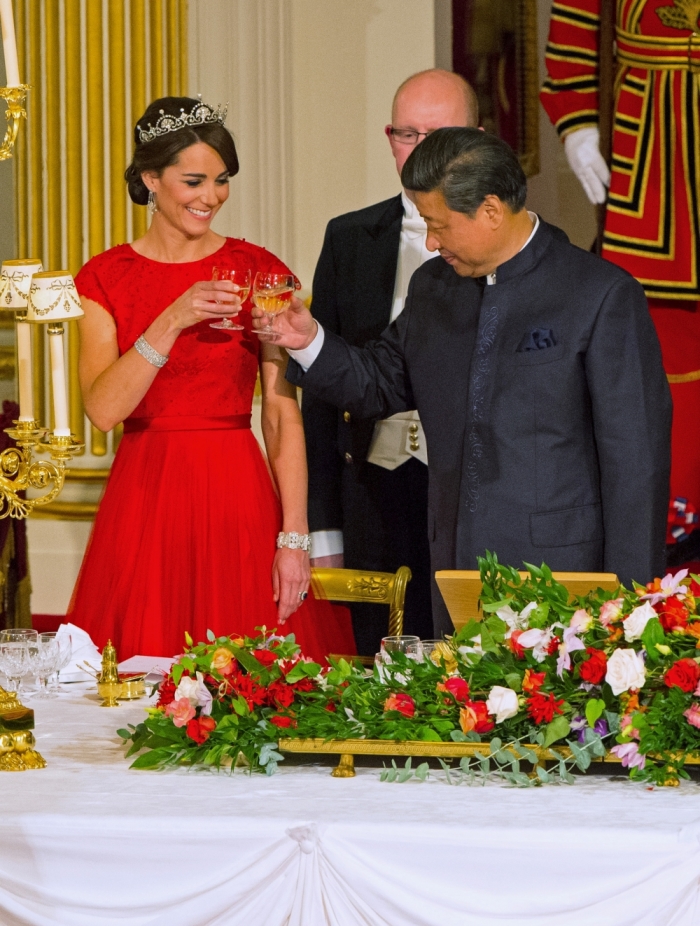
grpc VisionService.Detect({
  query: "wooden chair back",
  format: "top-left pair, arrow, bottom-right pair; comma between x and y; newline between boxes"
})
435,569 -> 621,631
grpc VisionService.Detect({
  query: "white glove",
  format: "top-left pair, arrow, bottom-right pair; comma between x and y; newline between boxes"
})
563,127 -> 611,205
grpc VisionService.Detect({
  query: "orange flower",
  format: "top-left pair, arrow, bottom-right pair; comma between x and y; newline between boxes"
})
211,647 -> 235,676
606,626 -> 623,643
687,621 -> 700,639
459,704 -> 477,733
522,669 -> 546,694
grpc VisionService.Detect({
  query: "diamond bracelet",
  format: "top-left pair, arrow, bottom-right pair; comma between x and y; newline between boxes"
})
134,334 -> 169,369
276,531 -> 312,552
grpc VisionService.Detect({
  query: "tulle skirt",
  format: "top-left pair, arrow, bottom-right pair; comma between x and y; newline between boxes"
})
67,427 -> 356,662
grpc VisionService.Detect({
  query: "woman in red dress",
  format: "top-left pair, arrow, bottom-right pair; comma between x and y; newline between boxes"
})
67,96 -> 355,662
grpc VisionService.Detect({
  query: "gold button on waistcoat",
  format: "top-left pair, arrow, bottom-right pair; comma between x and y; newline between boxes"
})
345,452 -> 353,464
343,411 -> 351,422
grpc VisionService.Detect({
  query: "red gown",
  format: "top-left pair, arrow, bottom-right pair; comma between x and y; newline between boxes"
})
67,238 -> 356,662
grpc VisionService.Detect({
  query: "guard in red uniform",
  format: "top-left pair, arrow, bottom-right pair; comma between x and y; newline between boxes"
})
541,0 -> 700,560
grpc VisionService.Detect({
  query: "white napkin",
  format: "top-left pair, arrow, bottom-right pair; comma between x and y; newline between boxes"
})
56,622 -> 103,682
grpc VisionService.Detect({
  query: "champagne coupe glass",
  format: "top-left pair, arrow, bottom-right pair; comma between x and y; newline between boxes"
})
29,634 -> 62,700
252,272 -> 296,335
210,267 -> 250,330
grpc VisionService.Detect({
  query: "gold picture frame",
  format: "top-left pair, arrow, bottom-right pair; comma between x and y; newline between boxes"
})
451,0 -> 540,177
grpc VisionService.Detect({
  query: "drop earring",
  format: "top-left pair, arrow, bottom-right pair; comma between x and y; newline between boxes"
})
147,190 -> 157,216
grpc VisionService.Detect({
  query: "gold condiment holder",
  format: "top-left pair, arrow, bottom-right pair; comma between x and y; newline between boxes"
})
95,641 -> 146,705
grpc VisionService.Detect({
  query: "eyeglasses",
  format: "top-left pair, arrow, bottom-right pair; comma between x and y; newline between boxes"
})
388,127 -> 432,146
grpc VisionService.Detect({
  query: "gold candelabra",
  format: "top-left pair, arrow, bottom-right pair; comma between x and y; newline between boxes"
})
0,421 -> 83,519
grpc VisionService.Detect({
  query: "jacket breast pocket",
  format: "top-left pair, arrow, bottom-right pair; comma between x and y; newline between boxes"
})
512,343 -> 566,366
530,503 -> 603,548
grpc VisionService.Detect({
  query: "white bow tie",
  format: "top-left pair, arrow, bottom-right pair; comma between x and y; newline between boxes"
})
403,218 -> 426,236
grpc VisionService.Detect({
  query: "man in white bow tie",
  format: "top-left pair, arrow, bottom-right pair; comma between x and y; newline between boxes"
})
303,69 -> 479,655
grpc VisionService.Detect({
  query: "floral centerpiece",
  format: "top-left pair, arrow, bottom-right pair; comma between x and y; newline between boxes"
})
121,553 -> 700,786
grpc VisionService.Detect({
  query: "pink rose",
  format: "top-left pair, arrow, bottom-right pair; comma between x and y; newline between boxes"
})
165,697 -> 196,727
599,598 -> 624,627
684,703 -> 700,729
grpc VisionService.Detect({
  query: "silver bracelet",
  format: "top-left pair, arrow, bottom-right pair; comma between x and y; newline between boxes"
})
134,334 -> 168,369
276,531 -> 311,552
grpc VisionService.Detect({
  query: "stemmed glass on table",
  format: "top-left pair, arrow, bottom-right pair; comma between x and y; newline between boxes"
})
0,629 -> 38,693
252,272 -> 296,335
210,267 -> 251,331
31,633 -> 65,699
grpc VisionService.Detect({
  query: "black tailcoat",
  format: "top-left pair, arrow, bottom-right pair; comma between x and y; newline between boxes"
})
303,195 -> 433,651
289,220 -> 672,635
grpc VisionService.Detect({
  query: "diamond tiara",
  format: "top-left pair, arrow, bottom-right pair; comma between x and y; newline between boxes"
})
137,98 -> 228,145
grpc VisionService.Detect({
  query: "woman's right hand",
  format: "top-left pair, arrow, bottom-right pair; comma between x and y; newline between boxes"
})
165,279 -> 243,331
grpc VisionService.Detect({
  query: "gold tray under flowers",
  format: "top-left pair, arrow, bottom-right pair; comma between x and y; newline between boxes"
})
277,737 -> 700,780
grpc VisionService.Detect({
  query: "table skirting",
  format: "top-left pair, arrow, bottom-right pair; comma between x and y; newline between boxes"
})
1,689 -> 699,925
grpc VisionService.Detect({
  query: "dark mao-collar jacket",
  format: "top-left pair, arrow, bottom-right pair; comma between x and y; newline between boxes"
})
288,220 -> 672,635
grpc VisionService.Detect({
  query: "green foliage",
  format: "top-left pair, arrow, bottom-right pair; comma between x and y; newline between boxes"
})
119,555 -> 700,787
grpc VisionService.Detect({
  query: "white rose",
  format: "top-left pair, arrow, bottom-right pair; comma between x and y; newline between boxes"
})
486,685 -> 519,723
623,601 -> 656,643
605,648 -> 646,696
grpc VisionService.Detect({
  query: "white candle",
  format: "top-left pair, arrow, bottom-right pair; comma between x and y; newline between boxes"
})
0,0 -> 20,87
48,328 -> 70,436
15,319 -> 33,421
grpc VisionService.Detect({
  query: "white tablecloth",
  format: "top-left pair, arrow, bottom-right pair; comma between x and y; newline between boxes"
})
1,688 -> 700,926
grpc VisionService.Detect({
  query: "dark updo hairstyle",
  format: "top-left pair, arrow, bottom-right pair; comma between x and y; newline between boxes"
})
124,96 -> 240,205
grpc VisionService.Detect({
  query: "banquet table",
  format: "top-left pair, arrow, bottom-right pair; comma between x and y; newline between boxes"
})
1,687 -> 700,926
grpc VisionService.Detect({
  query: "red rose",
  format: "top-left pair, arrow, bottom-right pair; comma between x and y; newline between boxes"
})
267,680 -> 295,708
508,630 -> 525,659
157,677 -> 177,707
546,636 -> 560,655
384,692 -> 416,718
459,699 -> 495,734
526,692 -> 564,725
252,649 -> 278,667
324,701 -> 337,712
522,669 -> 546,694
579,648 -> 607,685
270,714 -> 296,728
664,657 -> 700,692
186,714 -> 216,744
443,676 -> 470,703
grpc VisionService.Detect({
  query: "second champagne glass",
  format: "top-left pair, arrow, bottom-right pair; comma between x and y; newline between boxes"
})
252,272 -> 296,335
210,267 -> 251,331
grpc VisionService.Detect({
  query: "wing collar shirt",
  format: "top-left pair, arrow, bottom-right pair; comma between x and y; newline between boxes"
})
298,207 -> 539,558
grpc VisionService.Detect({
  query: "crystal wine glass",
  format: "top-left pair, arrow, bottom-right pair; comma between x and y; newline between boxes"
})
252,272 -> 296,335
47,632 -> 73,692
0,629 -> 37,693
210,267 -> 251,330
380,635 -> 422,660
0,642 -> 30,693
28,634 -> 62,700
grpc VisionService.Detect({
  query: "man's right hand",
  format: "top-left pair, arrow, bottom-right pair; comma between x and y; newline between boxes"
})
252,295 -> 318,349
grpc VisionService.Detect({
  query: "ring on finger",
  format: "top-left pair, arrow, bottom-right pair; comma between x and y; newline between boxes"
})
298,590 -> 308,602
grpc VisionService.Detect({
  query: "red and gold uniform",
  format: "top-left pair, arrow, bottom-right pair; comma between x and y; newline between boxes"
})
541,0 -> 700,543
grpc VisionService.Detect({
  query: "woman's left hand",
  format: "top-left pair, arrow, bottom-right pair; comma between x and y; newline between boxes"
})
272,547 -> 311,624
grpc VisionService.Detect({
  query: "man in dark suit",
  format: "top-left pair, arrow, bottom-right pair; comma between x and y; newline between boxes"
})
261,128 -> 672,635
305,70 -> 479,654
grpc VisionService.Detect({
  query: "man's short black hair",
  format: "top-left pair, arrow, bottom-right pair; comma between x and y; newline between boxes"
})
401,127 -> 527,216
